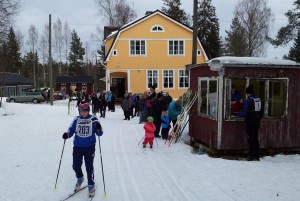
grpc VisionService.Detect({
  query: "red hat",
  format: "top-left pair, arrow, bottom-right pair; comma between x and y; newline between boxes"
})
79,101 -> 90,112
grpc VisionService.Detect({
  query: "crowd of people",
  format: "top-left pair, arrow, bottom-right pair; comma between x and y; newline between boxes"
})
121,85 -> 181,141
75,89 -> 116,118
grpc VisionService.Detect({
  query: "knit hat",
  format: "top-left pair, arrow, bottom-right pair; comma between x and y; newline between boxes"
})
147,116 -> 154,122
79,100 -> 90,112
246,85 -> 254,94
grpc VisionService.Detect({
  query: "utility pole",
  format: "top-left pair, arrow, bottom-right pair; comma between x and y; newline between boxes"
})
192,0 -> 199,64
49,14 -> 53,105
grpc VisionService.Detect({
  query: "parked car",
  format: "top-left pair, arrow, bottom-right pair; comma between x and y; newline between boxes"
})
53,91 -> 66,100
6,92 -> 45,103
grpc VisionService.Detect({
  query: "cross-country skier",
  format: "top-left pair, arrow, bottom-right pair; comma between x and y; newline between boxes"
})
62,100 -> 103,197
143,116 -> 156,149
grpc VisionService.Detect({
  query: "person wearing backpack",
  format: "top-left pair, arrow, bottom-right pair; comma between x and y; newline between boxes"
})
235,85 -> 263,161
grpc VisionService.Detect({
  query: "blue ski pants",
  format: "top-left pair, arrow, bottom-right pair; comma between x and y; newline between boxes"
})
73,146 -> 95,185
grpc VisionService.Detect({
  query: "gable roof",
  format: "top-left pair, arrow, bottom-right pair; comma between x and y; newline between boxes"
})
0,72 -> 33,86
104,9 -> 207,61
55,76 -> 94,83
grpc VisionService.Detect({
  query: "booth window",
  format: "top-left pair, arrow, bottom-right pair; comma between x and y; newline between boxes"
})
227,78 -> 287,119
198,78 -> 218,119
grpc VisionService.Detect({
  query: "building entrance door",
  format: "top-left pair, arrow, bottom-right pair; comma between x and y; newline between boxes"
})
111,78 -> 125,98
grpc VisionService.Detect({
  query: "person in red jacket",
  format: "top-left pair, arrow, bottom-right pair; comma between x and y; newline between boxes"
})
142,116 -> 156,149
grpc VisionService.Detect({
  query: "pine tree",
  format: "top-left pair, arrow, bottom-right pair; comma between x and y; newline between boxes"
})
6,27 -> 22,73
68,29 -> 85,75
224,17 -> 247,56
287,31 -> 300,62
271,0 -> 300,46
21,51 -> 39,81
197,0 -> 222,59
161,0 -> 190,25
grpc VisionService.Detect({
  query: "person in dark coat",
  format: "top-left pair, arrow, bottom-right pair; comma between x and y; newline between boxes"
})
146,85 -> 156,117
91,93 -> 99,116
121,93 -> 131,120
138,91 -> 148,123
150,92 -> 165,138
236,85 -> 263,161
98,93 -> 107,118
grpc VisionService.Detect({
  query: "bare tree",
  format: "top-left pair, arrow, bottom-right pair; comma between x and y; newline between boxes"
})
27,24 -> 39,87
53,18 -> 63,75
233,0 -> 272,56
0,0 -> 20,42
94,0 -> 137,27
63,21 -> 71,67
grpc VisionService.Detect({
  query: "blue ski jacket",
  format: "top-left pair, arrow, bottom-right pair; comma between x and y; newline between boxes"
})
68,114 -> 103,147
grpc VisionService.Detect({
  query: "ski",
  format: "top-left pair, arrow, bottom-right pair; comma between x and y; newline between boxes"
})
60,185 -> 88,201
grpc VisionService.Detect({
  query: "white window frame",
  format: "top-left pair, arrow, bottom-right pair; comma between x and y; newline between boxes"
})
82,86 -> 87,91
178,69 -> 189,89
113,50 -> 118,56
61,83 -> 66,85
198,77 -> 218,119
71,82 -> 76,86
168,40 -> 184,56
129,40 -> 146,56
146,70 -> 159,90
150,25 -> 164,32
197,49 -> 201,56
82,82 -> 87,86
162,69 -> 174,90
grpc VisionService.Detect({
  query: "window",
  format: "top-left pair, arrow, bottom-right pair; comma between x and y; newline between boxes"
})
178,70 -> 189,88
82,83 -> 87,85
163,70 -> 174,89
130,40 -> 146,55
197,49 -> 201,56
169,40 -> 184,55
226,78 -> 288,119
71,83 -> 76,86
61,83 -> 66,85
113,50 -> 118,56
82,86 -> 87,91
198,78 -> 218,119
151,25 -> 164,32
147,70 -> 158,89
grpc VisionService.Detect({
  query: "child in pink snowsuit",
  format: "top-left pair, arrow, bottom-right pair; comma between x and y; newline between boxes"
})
143,116 -> 156,149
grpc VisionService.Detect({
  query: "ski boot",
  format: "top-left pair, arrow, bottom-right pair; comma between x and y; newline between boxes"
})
74,177 -> 84,192
88,184 -> 96,197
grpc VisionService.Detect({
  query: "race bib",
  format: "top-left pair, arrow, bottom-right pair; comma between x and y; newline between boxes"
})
76,118 -> 93,138
252,98 -> 261,112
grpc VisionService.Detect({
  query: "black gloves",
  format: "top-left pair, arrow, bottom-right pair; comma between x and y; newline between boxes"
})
62,132 -> 69,139
96,122 -> 102,130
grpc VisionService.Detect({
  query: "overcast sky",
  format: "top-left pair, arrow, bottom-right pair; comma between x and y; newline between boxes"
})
15,0 -> 295,59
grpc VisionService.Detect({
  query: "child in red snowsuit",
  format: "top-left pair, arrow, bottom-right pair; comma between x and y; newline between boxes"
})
143,116 -> 156,149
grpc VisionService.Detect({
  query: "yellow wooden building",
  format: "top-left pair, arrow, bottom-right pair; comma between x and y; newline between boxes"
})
104,10 -> 207,99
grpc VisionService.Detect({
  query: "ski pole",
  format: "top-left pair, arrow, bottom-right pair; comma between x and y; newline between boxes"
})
98,136 -> 107,197
138,136 -> 144,145
54,139 -> 66,189
154,136 -> 159,147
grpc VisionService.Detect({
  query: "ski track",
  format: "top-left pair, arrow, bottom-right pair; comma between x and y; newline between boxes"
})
132,125 -> 179,201
118,122 -> 145,201
112,123 -> 131,201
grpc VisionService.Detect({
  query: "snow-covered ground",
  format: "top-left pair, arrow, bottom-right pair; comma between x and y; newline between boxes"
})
0,99 -> 299,201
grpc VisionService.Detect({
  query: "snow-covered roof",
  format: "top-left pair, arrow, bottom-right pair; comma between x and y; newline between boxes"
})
207,56 -> 300,71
